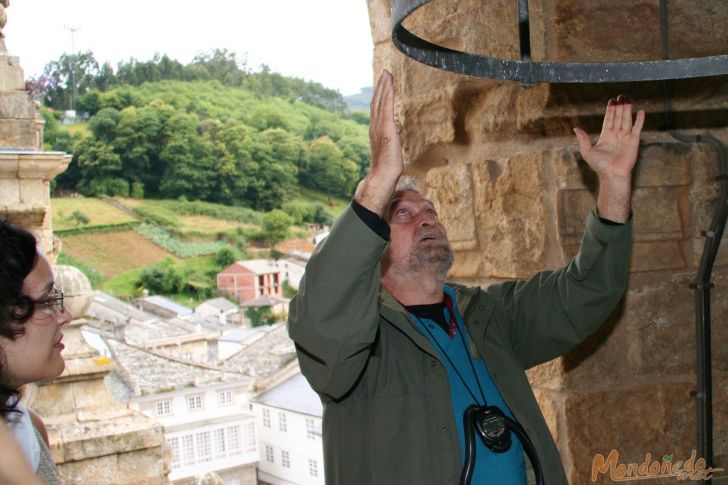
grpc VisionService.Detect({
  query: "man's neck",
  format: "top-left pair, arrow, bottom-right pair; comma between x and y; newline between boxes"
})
381,270 -> 444,306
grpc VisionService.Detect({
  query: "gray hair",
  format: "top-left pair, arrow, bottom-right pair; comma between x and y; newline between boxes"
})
393,175 -> 420,193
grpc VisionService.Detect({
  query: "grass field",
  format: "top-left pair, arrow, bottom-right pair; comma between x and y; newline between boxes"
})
60,230 -> 178,278
52,197 -> 137,231
294,188 -> 348,217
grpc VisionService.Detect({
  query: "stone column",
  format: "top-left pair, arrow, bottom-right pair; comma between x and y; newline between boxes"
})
0,4 -> 71,257
367,0 -> 728,482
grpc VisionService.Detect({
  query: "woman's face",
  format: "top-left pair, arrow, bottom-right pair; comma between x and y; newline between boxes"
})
0,251 -> 72,387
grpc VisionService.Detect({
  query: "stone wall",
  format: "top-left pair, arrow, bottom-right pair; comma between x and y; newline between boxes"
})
367,0 -> 728,482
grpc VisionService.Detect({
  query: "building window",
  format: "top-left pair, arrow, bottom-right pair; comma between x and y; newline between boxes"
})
309,458 -> 319,477
187,395 -> 204,411
227,425 -> 241,455
281,450 -> 290,468
196,431 -> 212,463
156,400 -> 171,416
265,444 -> 274,463
243,422 -> 256,453
306,417 -> 316,440
167,437 -> 180,469
182,434 -> 195,466
218,390 -> 233,406
278,412 -> 287,432
262,408 -> 271,428
228,480 -> 241,485
213,428 -> 226,458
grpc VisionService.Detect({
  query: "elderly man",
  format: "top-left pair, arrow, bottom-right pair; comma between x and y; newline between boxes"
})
288,70 -> 644,485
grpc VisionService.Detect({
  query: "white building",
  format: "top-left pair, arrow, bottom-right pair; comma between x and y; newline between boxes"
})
251,373 -> 324,485
273,258 -> 307,290
101,337 -> 259,485
196,297 -> 241,326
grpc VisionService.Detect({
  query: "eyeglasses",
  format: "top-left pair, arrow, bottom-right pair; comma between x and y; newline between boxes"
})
33,288 -> 65,315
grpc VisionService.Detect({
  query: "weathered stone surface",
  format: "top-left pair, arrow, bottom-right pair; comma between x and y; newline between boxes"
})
470,152 -> 550,279
559,301 -> 626,391
622,272 -> 697,377
0,54 -> 25,91
424,161 -> 478,251
58,446 -> 167,485
0,178 -> 19,204
532,388 -> 561,444
551,0 -> 662,61
0,118 -> 36,147
564,383 -> 696,485
0,90 -> 34,118
18,177 -> 44,205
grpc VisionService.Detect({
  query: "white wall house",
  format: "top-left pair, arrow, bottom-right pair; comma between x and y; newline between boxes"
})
102,337 -> 259,485
135,384 -> 258,484
273,258 -> 307,290
251,373 -> 324,485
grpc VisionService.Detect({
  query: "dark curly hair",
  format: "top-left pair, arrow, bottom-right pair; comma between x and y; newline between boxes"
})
0,219 -> 39,418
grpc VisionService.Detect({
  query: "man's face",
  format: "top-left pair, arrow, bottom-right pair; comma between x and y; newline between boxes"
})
382,191 -> 454,278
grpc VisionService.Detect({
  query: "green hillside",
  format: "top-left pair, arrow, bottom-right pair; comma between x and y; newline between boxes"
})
53,192 -> 346,305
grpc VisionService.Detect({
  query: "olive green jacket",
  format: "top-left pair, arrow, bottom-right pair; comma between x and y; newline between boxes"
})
288,206 -> 632,485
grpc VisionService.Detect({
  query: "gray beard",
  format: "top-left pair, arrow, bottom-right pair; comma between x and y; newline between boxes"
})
406,240 -> 454,281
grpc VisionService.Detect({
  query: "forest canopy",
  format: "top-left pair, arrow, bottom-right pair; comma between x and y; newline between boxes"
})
36,50 -> 370,210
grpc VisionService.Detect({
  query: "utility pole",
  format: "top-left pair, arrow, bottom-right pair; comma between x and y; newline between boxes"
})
64,25 -> 81,114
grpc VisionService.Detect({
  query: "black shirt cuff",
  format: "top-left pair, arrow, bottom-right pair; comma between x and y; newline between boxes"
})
351,200 -> 390,241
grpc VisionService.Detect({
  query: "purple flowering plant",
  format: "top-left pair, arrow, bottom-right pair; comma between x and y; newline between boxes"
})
25,75 -> 57,103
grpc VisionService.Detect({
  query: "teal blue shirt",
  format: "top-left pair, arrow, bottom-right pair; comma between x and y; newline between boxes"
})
411,285 -> 527,485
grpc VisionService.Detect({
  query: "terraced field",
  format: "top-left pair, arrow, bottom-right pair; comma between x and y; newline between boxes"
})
60,230 -> 177,278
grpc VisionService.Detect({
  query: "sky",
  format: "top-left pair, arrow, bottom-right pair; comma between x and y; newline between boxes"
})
5,0 -> 375,96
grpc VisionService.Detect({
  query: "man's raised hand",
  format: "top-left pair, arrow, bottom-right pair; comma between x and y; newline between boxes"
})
355,70 -> 404,216
573,95 -> 646,223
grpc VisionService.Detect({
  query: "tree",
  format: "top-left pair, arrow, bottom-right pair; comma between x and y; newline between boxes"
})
261,210 -> 293,246
138,259 -> 185,294
245,306 -> 276,327
304,137 -> 360,198
42,51 -> 101,111
215,247 -> 238,268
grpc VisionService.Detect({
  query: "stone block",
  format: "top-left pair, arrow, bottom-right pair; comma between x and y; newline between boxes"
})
57,452 -> 119,485
532,388 -> 562,444
634,143 -> 692,188
402,0 -> 519,59
58,419 -> 165,461
18,178 -> 45,206
631,186 -> 686,240
424,161 -> 478,251
550,0 -> 662,61
471,152 -> 549,279
629,240 -> 687,272
32,380 -> 79,420
367,0 -> 391,46
0,118 -> 37,148
526,358 -> 564,391
401,91 -> 458,163
563,383 -> 696,485
0,154 -> 19,178
0,178 -> 19,205
0,91 -> 35,119
463,83 -> 521,137
0,55 -> 25,91
116,447 -> 168,484
560,302 -> 627,390
622,272 -> 697,377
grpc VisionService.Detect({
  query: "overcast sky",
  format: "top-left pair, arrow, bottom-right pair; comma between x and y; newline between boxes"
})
5,0 -> 375,96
